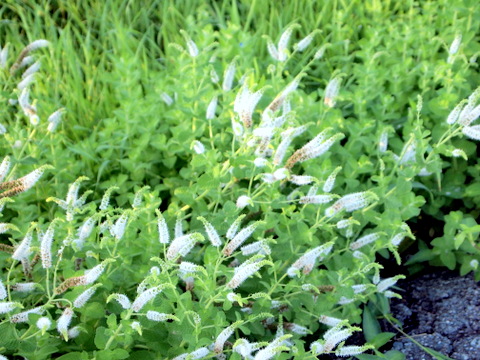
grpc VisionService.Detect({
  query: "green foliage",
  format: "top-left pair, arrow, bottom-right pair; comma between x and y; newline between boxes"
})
0,0 -> 480,359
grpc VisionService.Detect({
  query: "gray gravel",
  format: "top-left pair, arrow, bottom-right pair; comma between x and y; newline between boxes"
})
388,270 -> 480,360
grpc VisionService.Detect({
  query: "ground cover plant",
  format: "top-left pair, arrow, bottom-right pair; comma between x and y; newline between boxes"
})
1,1 -> 480,359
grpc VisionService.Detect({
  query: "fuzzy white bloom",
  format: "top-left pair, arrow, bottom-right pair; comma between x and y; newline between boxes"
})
146,311 -> 177,322
350,233 -> 380,250
22,60 -> 41,78
179,261 -> 206,276
273,168 -> 289,181
226,215 -> 246,240
226,292 -> 238,302
186,40 -> 199,57
336,219 -> 353,229
319,315 -> 343,327
287,242 -> 333,277
378,130 -> 389,152
232,118 -> 244,137
131,285 -> 165,312
262,173 -> 276,184
73,286 -> 98,308
286,132 -> 344,169
40,223 -> 55,269
314,44 -> 327,60
335,345 -> 370,357
25,39 -> 50,52
470,259 -> 479,269
227,260 -> 269,289
57,307 -> 74,339
11,306 -> 44,323
234,84 -> 263,128
110,213 -> 128,240
0,123 -> 6,134
462,125 -> 480,140
273,136 -> 293,166
310,341 -> 325,354
36,317 -> 51,331
299,194 -> 335,205
67,326 -> 81,339
18,55 -> 35,69
451,148 -> 467,159
398,141 -> 417,164
0,156 -> 10,183
352,284 -> 368,294
131,321 -> 142,335
390,233 -> 405,246
324,77 -> 341,107
223,60 -> 236,91
376,276 -> 402,293
267,76 -> 303,113
188,347 -> 210,359
0,302 -> 21,314
19,166 -> 49,190
224,221 -> 262,256
12,231 -> 33,261
156,211 -> 170,244
175,217 -> 183,238
236,195 -> 253,209
83,262 -> 108,284
192,140 -> 205,154
325,191 -> 375,217
448,34 -> 462,56
266,37 -> 280,61
289,175 -> 316,186
254,158 -> 269,167
108,293 -> 132,309
447,101 -> 466,125
295,33 -> 314,52
74,216 -> 95,249
241,240 -> 271,256
197,216 -> 221,246
206,96 -> 218,119
214,324 -> 236,353
324,328 -> 354,351
18,73 -> 36,92
160,92 -> 173,105
233,339 -> 256,358
285,322 -> 309,335
0,44 -> 8,69
166,233 -> 203,260
253,336 -> 290,360
0,280 -> 6,300
99,186 -> 118,210
324,172 -> 341,194
277,25 -> 296,61
210,69 -> 219,83
11,282 -> 36,292
47,108 -> 65,132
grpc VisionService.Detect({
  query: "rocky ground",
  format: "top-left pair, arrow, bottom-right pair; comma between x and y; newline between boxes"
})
384,270 -> 480,360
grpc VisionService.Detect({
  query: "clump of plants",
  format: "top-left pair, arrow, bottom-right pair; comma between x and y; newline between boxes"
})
1,4 -> 480,359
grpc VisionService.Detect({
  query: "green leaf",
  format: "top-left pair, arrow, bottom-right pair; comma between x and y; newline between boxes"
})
369,332 -> 396,348
363,305 -> 381,342
94,326 -> 109,350
439,251 -> 456,270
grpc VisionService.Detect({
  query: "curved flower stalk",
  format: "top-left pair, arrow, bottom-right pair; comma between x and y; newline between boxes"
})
55,259 -> 115,294
46,176 -> 91,221
167,233 -> 204,261
325,191 -> 378,217
234,84 -> 264,128
264,24 -> 300,62
223,220 -> 263,256
0,165 -> 52,199
287,242 -> 333,277
285,130 -> 344,169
